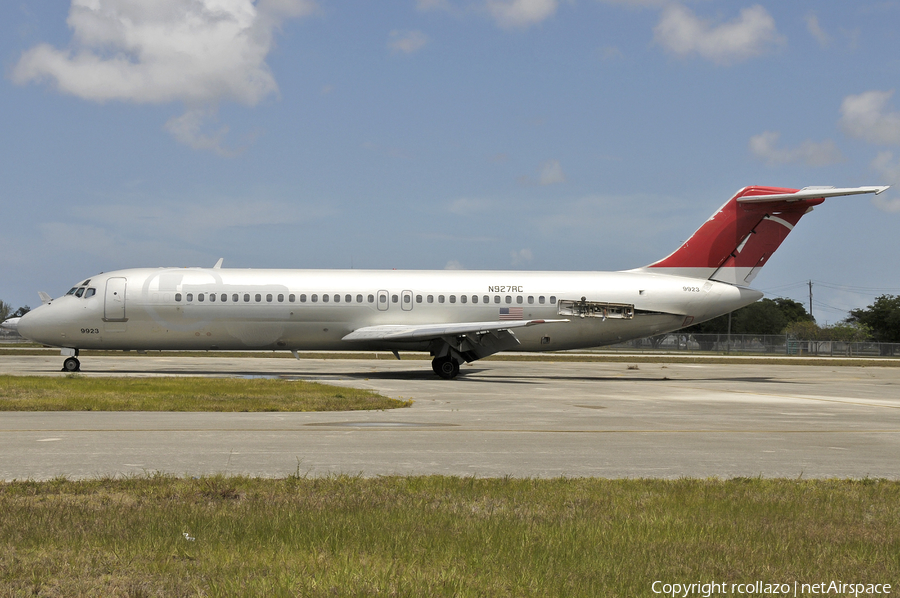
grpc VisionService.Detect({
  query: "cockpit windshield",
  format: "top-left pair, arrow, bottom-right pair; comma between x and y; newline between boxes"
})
66,287 -> 78,296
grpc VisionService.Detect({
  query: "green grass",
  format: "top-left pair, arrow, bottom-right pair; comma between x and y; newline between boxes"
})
0,375 -> 410,412
0,476 -> 897,597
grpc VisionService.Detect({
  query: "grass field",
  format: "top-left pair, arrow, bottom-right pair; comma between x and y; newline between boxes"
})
0,375 -> 409,412
0,475 -> 897,597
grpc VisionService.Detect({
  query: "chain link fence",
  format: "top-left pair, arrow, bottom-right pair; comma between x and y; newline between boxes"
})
606,334 -> 900,357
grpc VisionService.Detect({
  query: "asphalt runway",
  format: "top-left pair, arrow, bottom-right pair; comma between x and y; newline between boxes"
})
1,354 -> 899,480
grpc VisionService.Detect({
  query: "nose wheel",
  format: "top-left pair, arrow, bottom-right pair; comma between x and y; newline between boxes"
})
62,357 -> 81,372
431,355 -> 460,379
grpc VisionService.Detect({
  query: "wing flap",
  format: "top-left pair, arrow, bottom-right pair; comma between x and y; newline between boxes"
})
342,319 -> 568,342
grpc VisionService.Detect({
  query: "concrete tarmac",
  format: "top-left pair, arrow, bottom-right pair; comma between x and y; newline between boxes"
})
1,354 -> 899,480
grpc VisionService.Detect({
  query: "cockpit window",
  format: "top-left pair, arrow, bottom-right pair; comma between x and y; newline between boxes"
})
84,288 -> 96,298
66,288 -> 78,296
75,288 -> 85,298
82,279 -> 91,286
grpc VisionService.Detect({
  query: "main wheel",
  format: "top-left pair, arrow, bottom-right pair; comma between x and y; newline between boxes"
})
62,357 -> 80,372
432,356 -> 460,379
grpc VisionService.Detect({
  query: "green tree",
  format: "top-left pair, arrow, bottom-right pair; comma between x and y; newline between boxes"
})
0,300 -> 10,322
847,295 -> 900,343
683,297 -> 813,350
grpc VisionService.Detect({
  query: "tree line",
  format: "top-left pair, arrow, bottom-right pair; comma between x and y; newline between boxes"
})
684,294 -> 900,345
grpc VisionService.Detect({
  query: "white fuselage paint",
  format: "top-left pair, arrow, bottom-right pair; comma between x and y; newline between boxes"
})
19,267 -> 763,353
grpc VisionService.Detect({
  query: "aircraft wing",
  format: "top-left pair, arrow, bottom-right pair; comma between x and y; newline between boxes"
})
342,318 -> 568,342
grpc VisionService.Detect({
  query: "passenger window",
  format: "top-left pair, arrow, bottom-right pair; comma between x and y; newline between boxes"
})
528,296 -> 534,304
198,294 -> 205,302
505,296 -> 512,304
209,294 -> 215,302
312,294 -> 318,302
379,295 -> 386,304
255,294 -> 262,302
187,293 -> 194,302
75,288 -> 85,298
539,296 -> 545,304
345,294 -> 352,303
550,296 -> 557,304
266,294 -> 273,302
84,288 -> 96,298
357,294 -> 363,303
232,294 -> 238,302
300,294 -> 307,302
449,295 -> 456,303
460,295 -> 466,304
334,294 -> 340,302
404,294 -> 411,304
289,294 -> 295,302
368,294 -> 375,303
244,294 -> 250,302
323,294 -> 329,303
438,295 -> 445,303
221,294 -> 227,302
516,296 -> 523,304
427,295 -> 434,303
483,295 -> 489,304
494,296 -> 500,304
278,294 -> 284,302
392,294 -> 398,303
471,295 -> 477,304
175,293 -> 182,302
416,295 -> 422,303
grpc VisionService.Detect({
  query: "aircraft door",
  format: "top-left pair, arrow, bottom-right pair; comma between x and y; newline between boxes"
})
401,290 -> 413,311
377,290 -> 389,311
104,277 -> 128,321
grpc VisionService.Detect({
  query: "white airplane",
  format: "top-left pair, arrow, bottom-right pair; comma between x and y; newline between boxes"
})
9,185 -> 888,378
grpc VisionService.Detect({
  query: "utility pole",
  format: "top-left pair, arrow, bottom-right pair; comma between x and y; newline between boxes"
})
808,280 -> 813,320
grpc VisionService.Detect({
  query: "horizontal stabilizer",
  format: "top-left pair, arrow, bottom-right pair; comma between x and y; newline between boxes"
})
736,186 -> 889,203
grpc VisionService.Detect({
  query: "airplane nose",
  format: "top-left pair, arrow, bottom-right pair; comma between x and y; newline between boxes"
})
14,311 -> 39,342
1,317 -> 21,333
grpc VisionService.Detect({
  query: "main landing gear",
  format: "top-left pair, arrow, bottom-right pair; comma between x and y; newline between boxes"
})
431,355 -> 461,380
62,350 -> 81,372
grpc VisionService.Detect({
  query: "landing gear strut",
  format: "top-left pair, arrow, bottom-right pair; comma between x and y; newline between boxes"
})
431,355 -> 460,379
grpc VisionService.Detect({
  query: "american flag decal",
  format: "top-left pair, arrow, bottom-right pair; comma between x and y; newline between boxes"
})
499,307 -> 524,320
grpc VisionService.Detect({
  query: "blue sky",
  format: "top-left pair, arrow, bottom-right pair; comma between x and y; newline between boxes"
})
2,0 -> 900,324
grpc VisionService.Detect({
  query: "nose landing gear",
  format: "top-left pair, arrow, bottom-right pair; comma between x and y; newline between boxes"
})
62,350 -> 81,372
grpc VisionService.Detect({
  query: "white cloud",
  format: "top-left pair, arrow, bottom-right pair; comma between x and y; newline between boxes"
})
840,90 -> 900,146
805,12 -> 830,47
12,0 -> 316,152
444,260 -> 465,270
653,4 -> 784,65
870,152 -> 900,212
538,159 -> 566,185
486,0 -> 558,29
749,131 -> 843,167
388,30 -> 428,54
510,248 -> 533,266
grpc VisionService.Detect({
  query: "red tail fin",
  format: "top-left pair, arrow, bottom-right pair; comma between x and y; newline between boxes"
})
643,185 -> 888,285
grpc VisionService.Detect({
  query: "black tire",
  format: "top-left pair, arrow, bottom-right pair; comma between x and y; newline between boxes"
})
63,357 -> 80,372
433,356 -> 460,379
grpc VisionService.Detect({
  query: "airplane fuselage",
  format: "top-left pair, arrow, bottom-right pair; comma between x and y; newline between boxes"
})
18,267 -> 761,354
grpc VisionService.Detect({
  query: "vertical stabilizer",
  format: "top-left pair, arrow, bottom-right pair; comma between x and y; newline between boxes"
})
640,185 -> 888,285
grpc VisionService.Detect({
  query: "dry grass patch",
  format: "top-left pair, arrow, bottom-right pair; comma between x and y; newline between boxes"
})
0,375 -> 409,412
